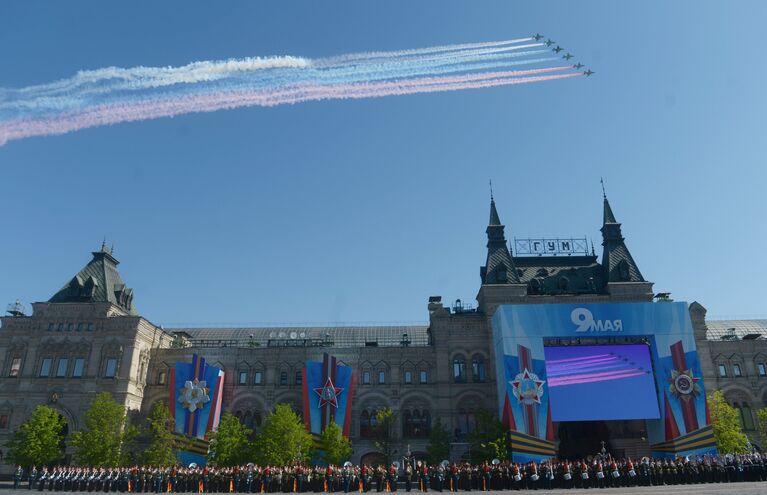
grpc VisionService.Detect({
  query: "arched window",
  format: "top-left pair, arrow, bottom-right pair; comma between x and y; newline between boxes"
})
741,403 -> 755,431
403,408 -> 431,438
360,410 -> 372,438
402,410 -> 412,436
453,356 -> 466,383
472,355 -> 486,383
243,411 -> 254,429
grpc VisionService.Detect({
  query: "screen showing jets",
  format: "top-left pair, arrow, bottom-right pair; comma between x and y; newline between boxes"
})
543,345 -> 660,421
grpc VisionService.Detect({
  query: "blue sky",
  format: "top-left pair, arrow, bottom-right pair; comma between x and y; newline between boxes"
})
1,1 -> 765,326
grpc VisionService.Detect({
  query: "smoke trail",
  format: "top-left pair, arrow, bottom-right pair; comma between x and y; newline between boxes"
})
0,38 -> 587,146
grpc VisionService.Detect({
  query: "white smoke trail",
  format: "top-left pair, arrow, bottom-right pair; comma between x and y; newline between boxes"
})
0,38 -> 586,146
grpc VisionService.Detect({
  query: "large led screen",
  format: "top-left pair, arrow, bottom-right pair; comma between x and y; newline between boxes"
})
543,345 -> 660,421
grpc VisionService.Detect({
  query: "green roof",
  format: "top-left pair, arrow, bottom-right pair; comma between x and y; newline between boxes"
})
48,245 -> 137,314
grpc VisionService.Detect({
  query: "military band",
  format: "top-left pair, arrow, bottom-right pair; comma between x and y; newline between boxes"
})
13,454 -> 767,492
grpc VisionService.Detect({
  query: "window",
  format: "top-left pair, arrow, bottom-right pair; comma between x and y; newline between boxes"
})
88,323 -> 94,331
77,323 -> 84,331
0,414 -> 8,429
363,371 -> 371,385
40,358 -> 52,377
67,323 -> 74,332
280,371 -> 288,386
73,359 -> 85,378
759,363 -> 766,377
238,371 -> 247,385
378,371 -> 386,384
734,364 -> 742,377
57,323 -> 64,331
157,370 -> 166,384
47,323 -> 54,331
472,355 -> 486,383
420,370 -> 428,384
105,358 -> 117,378
404,371 -> 412,384
295,371 -> 302,386
9,357 -> 22,377
718,364 -> 727,377
254,371 -> 263,385
56,358 -> 68,377
453,356 -> 466,383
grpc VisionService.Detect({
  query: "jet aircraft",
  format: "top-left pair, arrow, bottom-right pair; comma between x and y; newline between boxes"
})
583,70 -> 594,76
533,33 -> 544,41
545,39 -> 555,47
553,46 -> 563,53
573,63 -> 584,69
562,53 -> 573,60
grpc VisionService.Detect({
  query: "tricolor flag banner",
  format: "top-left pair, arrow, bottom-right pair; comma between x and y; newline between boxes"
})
169,354 -> 225,440
302,353 -> 355,437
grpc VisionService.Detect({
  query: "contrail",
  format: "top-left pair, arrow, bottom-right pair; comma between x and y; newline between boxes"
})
0,38 -> 587,146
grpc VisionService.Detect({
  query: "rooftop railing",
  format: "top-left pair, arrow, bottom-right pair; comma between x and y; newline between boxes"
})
173,333 -> 430,349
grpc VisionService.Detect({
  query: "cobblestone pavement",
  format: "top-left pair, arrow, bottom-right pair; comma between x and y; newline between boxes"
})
3,486 -> 767,495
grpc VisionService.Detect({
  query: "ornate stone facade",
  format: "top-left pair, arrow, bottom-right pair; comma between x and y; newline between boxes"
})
2,196 -> 766,472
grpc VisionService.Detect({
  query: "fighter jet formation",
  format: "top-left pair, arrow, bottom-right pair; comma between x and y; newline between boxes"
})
532,33 -> 595,78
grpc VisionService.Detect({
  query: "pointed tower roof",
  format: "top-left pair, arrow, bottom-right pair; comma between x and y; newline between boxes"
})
480,196 -> 520,285
603,196 -> 617,224
489,197 -> 502,226
600,194 -> 645,283
48,243 -> 137,314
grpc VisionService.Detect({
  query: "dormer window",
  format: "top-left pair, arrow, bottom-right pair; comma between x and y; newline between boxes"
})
618,259 -> 630,281
495,267 -> 507,283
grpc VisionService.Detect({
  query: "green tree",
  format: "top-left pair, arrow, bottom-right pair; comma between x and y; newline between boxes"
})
209,412 -> 253,466
318,421 -> 352,465
467,409 -> 507,463
757,407 -> 767,450
373,408 -> 396,465
5,405 -> 66,467
426,417 -> 450,465
70,392 -> 137,466
254,404 -> 313,465
707,390 -> 749,454
141,402 -> 177,466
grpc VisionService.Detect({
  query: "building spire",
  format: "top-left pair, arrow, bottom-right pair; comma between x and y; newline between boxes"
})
488,180 -> 502,225
480,192 -> 520,284
600,192 -> 644,283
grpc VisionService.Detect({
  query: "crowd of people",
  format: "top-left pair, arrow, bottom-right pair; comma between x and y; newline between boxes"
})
12,453 -> 767,493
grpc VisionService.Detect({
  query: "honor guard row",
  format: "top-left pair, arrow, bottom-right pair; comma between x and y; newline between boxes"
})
12,454 -> 767,493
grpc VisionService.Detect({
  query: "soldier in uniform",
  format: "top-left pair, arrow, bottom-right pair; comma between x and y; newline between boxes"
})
404,463 -> 413,492
417,462 -> 429,492
540,461 -> 553,491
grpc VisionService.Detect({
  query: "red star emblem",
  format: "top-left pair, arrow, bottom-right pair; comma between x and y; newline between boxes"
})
510,368 -> 546,405
314,378 -> 344,409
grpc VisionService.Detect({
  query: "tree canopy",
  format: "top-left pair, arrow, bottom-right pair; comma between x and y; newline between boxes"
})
467,409 -> 507,463
318,421 -> 352,465
426,417 -> 450,465
708,390 -> 749,454
141,401 -> 177,466
373,408 -> 396,465
254,404 -> 313,465
4,405 -> 66,467
757,407 -> 767,451
209,412 -> 253,466
70,392 -> 137,466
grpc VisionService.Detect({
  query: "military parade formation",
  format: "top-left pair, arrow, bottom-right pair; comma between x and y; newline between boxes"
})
10,454 -> 767,493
